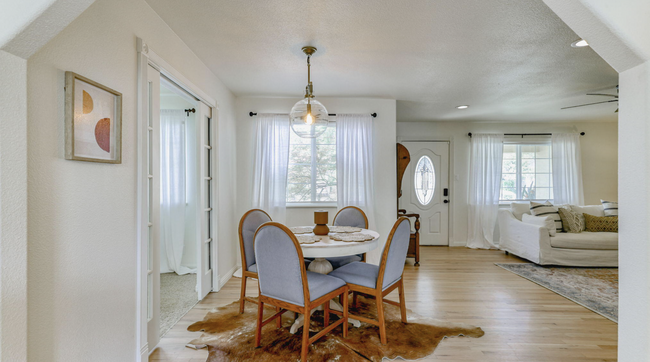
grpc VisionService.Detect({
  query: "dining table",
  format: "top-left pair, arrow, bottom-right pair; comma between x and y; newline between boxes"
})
288,226 -> 381,334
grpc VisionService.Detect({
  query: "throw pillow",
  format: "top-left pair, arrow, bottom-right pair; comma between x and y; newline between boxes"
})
510,202 -> 532,221
601,200 -> 619,217
522,213 -> 557,237
584,213 -> 618,232
530,201 -> 562,233
558,207 -> 584,233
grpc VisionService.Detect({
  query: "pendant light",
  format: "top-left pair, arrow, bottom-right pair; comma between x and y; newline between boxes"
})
289,46 -> 329,138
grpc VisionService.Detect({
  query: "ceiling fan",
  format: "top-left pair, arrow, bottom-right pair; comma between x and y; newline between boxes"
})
561,85 -> 619,113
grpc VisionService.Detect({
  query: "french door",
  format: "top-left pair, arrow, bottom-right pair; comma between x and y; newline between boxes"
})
399,141 -> 450,245
142,65 -> 214,353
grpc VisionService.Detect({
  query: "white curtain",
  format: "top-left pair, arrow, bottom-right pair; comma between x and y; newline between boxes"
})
336,114 -> 375,228
467,133 -> 504,249
160,109 -> 195,275
552,133 -> 584,205
252,114 -> 290,222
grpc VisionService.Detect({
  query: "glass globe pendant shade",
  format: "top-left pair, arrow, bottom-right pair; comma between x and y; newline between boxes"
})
289,98 -> 329,138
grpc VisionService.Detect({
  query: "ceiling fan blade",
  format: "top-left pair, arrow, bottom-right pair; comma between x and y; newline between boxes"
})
586,93 -> 619,97
561,99 -> 619,110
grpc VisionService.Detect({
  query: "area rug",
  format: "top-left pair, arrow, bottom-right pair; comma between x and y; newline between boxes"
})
496,263 -> 618,322
187,296 -> 484,361
160,273 -> 198,337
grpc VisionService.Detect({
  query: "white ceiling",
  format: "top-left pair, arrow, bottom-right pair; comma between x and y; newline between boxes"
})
145,0 -> 618,122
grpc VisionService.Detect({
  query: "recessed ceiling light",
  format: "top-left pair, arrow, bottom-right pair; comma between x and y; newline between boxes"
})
571,39 -> 589,48
456,105 -> 469,109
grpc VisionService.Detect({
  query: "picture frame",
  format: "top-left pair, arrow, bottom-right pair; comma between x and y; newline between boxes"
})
65,71 -> 122,163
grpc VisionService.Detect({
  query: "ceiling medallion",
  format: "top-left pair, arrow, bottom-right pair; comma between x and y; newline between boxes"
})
289,46 -> 329,138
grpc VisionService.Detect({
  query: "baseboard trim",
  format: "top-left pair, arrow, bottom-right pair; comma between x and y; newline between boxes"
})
219,264 -> 238,289
449,239 -> 467,247
141,343 -> 149,360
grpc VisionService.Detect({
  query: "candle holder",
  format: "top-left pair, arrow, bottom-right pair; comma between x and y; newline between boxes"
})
313,210 -> 330,235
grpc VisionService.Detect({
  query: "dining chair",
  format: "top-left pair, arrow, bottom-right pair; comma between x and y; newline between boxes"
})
254,222 -> 349,362
327,206 -> 369,269
329,217 -> 410,344
238,209 -> 272,314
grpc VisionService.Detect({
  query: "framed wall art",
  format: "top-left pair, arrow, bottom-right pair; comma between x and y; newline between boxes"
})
65,71 -> 122,163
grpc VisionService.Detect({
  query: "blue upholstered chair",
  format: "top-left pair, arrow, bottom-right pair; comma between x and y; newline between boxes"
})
238,209 -> 272,314
326,206 -> 369,269
254,222 -> 349,362
329,217 -> 410,345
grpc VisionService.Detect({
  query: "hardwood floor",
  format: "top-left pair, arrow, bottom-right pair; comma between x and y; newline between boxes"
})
150,247 -> 617,362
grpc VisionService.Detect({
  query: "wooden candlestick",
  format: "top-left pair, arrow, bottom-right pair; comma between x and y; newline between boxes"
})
313,210 -> 329,235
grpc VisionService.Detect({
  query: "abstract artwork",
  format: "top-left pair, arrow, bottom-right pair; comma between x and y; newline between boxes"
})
65,72 -> 122,163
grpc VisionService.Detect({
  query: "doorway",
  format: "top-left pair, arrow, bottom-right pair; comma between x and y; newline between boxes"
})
137,45 -> 218,358
399,141 -> 450,246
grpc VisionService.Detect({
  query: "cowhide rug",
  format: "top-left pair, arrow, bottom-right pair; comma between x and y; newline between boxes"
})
187,295 -> 484,361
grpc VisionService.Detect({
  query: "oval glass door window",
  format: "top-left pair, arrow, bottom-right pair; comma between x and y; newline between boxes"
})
414,155 -> 435,205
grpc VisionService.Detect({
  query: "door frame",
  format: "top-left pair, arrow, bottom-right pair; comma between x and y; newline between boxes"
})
136,37 -> 220,361
397,138 -> 456,246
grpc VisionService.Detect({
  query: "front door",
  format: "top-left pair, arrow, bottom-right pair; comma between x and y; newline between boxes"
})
399,141 -> 449,246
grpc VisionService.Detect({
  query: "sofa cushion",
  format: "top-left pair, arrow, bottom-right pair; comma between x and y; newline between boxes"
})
522,213 -> 556,237
570,204 -> 605,217
550,232 -> 618,250
584,214 -> 619,233
558,207 -> 584,233
601,200 -> 619,217
530,201 -> 562,233
511,202 -> 531,221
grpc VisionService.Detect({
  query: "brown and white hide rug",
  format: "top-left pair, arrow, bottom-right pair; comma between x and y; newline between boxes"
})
187,295 -> 484,361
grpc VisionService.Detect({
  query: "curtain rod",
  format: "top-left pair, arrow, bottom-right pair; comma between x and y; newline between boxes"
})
467,132 -> 586,138
249,112 -> 377,118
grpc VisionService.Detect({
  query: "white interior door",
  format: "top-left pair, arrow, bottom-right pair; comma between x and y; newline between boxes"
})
145,64 -> 161,351
400,142 -> 449,245
196,102 -> 214,299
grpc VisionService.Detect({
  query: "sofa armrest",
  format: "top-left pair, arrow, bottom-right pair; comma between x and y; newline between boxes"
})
498,209 -> 548,263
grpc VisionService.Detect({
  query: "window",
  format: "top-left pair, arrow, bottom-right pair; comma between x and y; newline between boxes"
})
414,155 -> 435,205
286,125 -> 336,203
500,144 -> 553,201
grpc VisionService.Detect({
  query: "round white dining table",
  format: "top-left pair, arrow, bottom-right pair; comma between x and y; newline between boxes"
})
289,226 -> 381,334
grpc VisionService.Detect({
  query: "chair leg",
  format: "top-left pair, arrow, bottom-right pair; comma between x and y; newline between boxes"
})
324,300 -> 330,327
362,253 -> 367,262
376,294 -> 387,345
276,305 -> 282,328
342,290 -> 349,338
239,275 -> 247,314
255,301 -> 264,347
301,309 -> 311,362
352,291 -> 358,308
398,280 -> 407,324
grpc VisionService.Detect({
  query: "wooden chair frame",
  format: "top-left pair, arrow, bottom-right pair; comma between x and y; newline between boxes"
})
333,206 -> 369,262
347,217 -> 409,344
238,209 -> 271,314
254,222 -> 349,362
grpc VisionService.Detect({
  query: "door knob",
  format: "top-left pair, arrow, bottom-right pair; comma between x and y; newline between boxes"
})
444,199 -> 449,203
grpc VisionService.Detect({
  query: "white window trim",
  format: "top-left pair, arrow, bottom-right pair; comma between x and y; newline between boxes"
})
500,142 -> 553,203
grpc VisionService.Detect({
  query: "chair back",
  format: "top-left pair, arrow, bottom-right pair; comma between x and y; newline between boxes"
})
238,209 -> 272,271
333,206 -> 368,229
254,222 -> 309,306
377,217 -> 411,289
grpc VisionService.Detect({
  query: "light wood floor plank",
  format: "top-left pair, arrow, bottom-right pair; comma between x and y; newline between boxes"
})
150,246 -> 617,361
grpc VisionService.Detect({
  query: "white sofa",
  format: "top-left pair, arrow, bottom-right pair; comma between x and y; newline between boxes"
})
498,204 -> 618,267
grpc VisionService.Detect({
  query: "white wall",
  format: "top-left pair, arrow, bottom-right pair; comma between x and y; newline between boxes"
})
0,49 -> 28,362
397,121 -> 618,246
235,97 -> 397,264
25,0 -> 238,360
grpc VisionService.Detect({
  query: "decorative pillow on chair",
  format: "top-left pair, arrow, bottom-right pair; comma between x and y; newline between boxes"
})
601,200 -> 619,217
558,207 -> 584,233
522,214 -> 557,237
584,213 -> 618,232
530,201 -> 562,234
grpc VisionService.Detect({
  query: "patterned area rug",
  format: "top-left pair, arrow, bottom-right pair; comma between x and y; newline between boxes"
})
496,263 -> 618,322
186,296 -> 484,361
